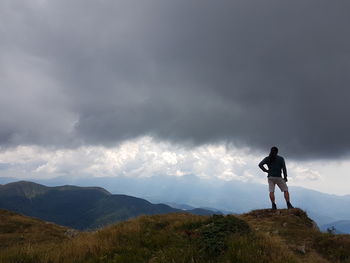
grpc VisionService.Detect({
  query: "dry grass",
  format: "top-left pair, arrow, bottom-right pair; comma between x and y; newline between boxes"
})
0,209 -> 71,248
1,208 -> 350,262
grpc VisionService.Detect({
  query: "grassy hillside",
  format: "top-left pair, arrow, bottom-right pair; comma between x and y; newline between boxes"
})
1,208 -> 350,263
0,209 -> 73,249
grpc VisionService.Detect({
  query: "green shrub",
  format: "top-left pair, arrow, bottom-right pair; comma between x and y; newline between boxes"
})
181,214 -> 250,257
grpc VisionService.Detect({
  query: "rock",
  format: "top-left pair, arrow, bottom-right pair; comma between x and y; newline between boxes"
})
64,229 -> 79,238
296,244 -> 306,254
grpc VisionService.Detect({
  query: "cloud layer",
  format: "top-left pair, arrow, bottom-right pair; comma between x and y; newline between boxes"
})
1,0 -> 350,159
0,137 -> 323,187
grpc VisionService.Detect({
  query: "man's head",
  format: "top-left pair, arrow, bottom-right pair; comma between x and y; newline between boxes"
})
270,146 -> 278,157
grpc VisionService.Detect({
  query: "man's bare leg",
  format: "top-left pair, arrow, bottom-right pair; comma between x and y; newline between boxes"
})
284,191 -> 290,202
269,192 -> 277,209
284,191 -> 294,209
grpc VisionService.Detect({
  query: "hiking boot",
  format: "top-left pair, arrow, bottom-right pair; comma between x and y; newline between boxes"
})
272,203 -> 277,210
287,202 -> 294,209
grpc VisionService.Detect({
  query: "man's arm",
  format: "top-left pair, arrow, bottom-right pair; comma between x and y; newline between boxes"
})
282,158 -> 287,180
258,158 -> 269,173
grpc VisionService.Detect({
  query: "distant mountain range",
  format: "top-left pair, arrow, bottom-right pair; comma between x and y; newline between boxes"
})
0,181 -> 217,230
1,175 -> 350,233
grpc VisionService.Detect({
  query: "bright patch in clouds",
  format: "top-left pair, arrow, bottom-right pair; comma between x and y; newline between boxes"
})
1,136 -> 349,195
0,137 -> 250,180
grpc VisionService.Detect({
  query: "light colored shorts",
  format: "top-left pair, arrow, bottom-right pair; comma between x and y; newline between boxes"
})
268,177 -> 288,192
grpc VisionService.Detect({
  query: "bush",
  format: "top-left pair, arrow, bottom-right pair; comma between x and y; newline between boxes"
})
181,214 -> 250,257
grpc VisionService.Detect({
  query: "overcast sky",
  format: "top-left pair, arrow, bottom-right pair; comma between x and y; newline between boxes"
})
1,1 -> 350,194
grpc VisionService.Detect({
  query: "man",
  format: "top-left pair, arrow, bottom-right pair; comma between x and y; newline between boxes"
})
259,146 -> 294,210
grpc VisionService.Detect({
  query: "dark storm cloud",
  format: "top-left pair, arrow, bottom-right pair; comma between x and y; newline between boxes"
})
1,0 -> 350,159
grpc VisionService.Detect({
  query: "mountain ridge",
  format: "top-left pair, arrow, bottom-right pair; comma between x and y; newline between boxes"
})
0,181 -> 218,230
29,174 -> 348,227
2,176 -> 350,232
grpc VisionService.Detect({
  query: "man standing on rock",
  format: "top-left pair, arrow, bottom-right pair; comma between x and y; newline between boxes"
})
259,146 -> 294,210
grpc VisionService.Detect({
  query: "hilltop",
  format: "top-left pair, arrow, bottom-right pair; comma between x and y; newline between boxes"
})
1,208 -> 350,263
